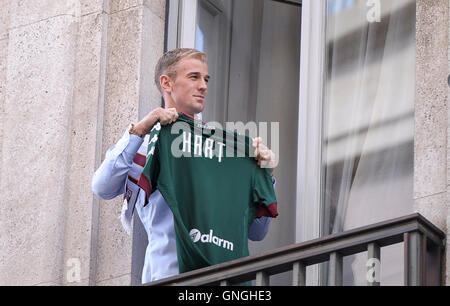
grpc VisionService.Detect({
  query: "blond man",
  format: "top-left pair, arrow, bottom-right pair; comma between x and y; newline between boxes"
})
92,48 -> 276,284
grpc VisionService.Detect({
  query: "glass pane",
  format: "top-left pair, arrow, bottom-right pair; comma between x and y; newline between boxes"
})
195,0 -> 301,285
322,0 -> 415,285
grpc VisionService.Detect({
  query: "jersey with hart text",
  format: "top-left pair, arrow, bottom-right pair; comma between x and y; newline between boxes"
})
138,113 -> 278,275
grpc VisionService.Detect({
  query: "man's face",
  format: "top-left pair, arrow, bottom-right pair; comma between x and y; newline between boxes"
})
167,57 -> 209,116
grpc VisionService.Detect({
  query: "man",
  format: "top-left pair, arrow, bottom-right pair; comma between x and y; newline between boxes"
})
91,48 -> 277,284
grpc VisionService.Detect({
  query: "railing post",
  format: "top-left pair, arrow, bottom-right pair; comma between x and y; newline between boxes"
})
256,271 -> 270,286
367,243 -> 381,286
404,231 -> 424,286
328,252 -> 343,286
426,240 -> 444,286
292,261 -> 306,286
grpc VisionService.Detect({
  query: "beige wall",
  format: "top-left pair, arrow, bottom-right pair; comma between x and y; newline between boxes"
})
0,0 -> 164,285
414,0 -> 449,285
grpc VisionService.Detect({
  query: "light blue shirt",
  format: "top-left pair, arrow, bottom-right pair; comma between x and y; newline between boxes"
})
92,129 -> 272,284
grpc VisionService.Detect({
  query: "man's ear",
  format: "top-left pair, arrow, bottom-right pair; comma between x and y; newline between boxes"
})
160,75 -> 173,94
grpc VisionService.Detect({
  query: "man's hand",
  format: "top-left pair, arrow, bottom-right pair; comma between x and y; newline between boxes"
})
252,137 -> 277,175
157,107 -> 179,125
134,107 -> 179,136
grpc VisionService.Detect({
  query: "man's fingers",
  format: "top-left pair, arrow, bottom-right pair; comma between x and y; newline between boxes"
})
252,137 -> 262,147
251,137 -> 277,170
261,150 -> 272,160
171,111 -> 179,122
254,147 -> 261,160
253,137 -> 262,160
253,139 -> 273,162
255,147 -> 269,160
259,152 -> 268,161
159,109 -> 179,125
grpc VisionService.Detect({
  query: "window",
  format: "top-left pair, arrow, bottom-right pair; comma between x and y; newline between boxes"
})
169,0 -> 302,285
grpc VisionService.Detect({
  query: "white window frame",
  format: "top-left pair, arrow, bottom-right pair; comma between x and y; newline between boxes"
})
296,0 -> 327,285
167,0 -> 199,49
296,0 -> 327,243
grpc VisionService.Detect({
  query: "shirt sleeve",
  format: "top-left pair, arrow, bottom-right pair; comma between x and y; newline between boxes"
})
253,167 -> 278,218
91,127 -> 144,200
248,217 -> 271,241
137,123 -> 161,206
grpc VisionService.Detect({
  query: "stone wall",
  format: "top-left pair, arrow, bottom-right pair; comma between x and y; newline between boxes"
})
0,0 -> 165,286
414,0 -> 449,285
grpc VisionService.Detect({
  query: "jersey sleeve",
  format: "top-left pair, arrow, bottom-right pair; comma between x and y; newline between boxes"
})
252,167 -> 279,218
137,123 -> 161,206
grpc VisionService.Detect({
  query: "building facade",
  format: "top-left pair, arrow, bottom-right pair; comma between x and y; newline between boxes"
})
0,0 -> 448,286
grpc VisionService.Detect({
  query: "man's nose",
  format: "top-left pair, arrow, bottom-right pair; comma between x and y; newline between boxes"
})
199,78 -> 208,90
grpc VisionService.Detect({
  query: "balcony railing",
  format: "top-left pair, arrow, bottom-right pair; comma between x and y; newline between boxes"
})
146,213 -> 446,286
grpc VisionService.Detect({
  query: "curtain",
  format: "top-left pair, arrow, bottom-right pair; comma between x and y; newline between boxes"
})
322,0 -> 415,285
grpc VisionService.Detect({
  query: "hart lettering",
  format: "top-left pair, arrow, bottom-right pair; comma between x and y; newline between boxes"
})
181,131 -> 226,162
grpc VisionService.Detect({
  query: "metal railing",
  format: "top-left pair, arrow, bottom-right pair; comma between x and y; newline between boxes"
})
146,213 -> 446,286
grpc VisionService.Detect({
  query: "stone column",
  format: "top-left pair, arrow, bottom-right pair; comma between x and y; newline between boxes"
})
63,1 -> 110,286
0,0 -> 79,285
0,0 -> 166,286
93,0 -> 165,286
0,0 -> 10,193
414,0 -> 449,285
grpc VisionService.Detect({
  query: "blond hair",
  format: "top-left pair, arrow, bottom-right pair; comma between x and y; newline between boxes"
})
154,48 -> 207,95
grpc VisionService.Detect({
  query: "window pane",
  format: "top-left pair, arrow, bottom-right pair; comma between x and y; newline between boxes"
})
322,0 -> 415,285
195,0 -> 301,285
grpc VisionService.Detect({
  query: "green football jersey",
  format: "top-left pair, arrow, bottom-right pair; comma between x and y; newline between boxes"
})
138,113 -> 278,275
